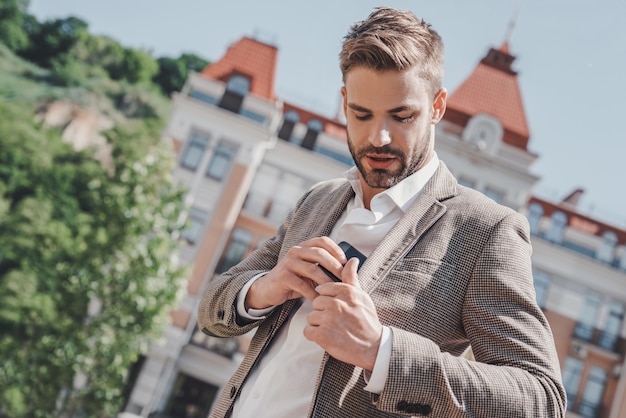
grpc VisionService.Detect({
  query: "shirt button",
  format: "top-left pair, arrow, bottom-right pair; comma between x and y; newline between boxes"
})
286,343 -> 294,350
252,391 -> 261,399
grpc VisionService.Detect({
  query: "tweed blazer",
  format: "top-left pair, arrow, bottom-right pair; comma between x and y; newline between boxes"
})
198,162 -> 566,418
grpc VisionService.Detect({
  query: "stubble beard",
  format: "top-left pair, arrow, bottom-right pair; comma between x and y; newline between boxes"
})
347,130 -> 431,190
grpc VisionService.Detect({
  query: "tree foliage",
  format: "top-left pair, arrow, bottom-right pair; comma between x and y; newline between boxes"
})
0,102 -> 188,417
0,0 -> 30,51
19,16 -> 88,68
152,53 -> 209,95
0,2 -> 210,96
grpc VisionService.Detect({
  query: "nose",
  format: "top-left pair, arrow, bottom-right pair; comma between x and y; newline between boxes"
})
369,124 -> 392,147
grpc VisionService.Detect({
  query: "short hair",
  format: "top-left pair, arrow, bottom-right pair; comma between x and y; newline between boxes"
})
339,7 -> 444,95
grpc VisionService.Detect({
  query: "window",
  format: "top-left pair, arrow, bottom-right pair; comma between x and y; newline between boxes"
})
206,141 -> 237,180
218,74 -> 250,113
225,74 -> 250,96
599,302 -> 623,351
244,165 -> 280,217
301,118 -> 324,150
533,270 -> 551,308
578,367 -> 607,418
620,250 -> 626,271
527,203 -> 543,235
189,89 -> 218,105
544,211 -> 568,244
180,131 -> 209,170
267,173 -> 307,223
163,373 -> 219,418
277,110 -> 300,141
217,228 -> 253,273
562,357 -> 584,410
574,293 -> 601,341
181,207 -> 209,244
596,231 -> 618,264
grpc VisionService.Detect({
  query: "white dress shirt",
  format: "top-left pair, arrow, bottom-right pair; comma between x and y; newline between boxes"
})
232,154 -> 440,418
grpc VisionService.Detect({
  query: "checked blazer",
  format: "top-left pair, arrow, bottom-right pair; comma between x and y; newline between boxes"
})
198,162 -> 567,418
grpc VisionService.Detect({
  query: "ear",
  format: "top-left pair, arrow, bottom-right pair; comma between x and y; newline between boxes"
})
341,86 -> 348,117
431,88 -> 447,124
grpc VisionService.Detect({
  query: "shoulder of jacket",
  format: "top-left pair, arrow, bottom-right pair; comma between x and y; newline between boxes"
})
453,185 -> 523,222
308,178 -> 350,195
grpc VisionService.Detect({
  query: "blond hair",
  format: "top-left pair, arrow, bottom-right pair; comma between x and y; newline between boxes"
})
339,7 -> 444,95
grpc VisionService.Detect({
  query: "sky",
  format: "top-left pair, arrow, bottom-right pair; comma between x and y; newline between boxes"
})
29,0 -> 626,227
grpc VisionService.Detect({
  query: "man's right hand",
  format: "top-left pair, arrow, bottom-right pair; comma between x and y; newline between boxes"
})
244,237 -> 347,310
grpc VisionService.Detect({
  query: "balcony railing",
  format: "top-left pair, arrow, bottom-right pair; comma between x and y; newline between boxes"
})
530,230 -> 626,273
573,324 -> 626,356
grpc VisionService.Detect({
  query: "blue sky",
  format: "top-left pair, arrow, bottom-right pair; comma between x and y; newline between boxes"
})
29,0 -> 626,227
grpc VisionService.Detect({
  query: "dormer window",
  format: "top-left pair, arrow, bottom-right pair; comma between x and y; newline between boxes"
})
218,74 -> 251,114
277,110 -> 300,141
544,211 -> 567,244
596,231 -> 617,264
301,119 -> 324,150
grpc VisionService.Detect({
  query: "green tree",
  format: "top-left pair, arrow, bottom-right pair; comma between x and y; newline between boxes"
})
152,56 -> 186,95
0,101 -> 187,417
0,0 -> 30,51
20,16 -> 88,68
72,33 -> 125,76
108,47 -> 159,84
178,53 -> 209,74
152,53 -> 209,95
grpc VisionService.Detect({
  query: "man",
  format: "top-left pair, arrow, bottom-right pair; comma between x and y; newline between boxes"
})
198,7 -> 566,417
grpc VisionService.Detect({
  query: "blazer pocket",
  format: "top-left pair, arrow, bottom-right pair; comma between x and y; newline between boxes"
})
373,258 -> 464,333
391,256 -> 452,275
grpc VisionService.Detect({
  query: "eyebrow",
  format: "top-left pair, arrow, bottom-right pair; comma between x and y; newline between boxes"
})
347,103 -> 413,114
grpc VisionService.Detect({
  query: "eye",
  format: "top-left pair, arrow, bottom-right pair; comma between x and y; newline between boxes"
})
393,114 -> 415,123
354,114 -> 372,121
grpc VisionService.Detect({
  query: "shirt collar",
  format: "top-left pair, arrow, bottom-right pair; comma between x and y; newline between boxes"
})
344,152 -> 440,214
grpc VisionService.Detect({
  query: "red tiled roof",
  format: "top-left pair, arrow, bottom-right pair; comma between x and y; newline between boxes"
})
201,37 -> 277,101
445,45 -> 530,150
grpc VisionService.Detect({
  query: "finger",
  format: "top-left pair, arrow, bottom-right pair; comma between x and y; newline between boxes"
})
301,237 -> 348,264
339,257 -> 360,286
289,245 -> 345,285
290,276 -> 321,302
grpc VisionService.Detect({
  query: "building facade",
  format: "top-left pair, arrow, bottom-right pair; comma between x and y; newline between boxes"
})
122,36 -> 626,418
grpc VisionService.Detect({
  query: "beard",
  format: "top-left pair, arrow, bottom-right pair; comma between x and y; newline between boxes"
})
347,130 -> 431,190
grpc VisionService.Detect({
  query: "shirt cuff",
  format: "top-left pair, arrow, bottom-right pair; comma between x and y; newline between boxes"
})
236,272 -> 276,320
363,326 -> 392,394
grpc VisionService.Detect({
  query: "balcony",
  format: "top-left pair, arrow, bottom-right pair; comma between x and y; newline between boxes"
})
572,323 -> 626,356
567,395 -> 607,418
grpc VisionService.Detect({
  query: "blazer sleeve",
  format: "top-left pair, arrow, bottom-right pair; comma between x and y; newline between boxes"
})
373,211 -> 567,418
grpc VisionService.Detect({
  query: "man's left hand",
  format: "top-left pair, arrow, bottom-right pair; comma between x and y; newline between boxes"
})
303,257 -> 383,372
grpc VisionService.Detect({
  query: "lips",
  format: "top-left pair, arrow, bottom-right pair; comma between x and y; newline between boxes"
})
366,154 -> 397,170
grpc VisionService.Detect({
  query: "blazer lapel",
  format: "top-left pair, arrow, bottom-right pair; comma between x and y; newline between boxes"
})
358,162 -> 459,294
315,181 -> 355,238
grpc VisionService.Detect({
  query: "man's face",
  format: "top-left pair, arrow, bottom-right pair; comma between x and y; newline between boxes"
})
342,66 -> 446,198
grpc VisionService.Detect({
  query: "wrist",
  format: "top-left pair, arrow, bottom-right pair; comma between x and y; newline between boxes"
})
244,278 -> 272,310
